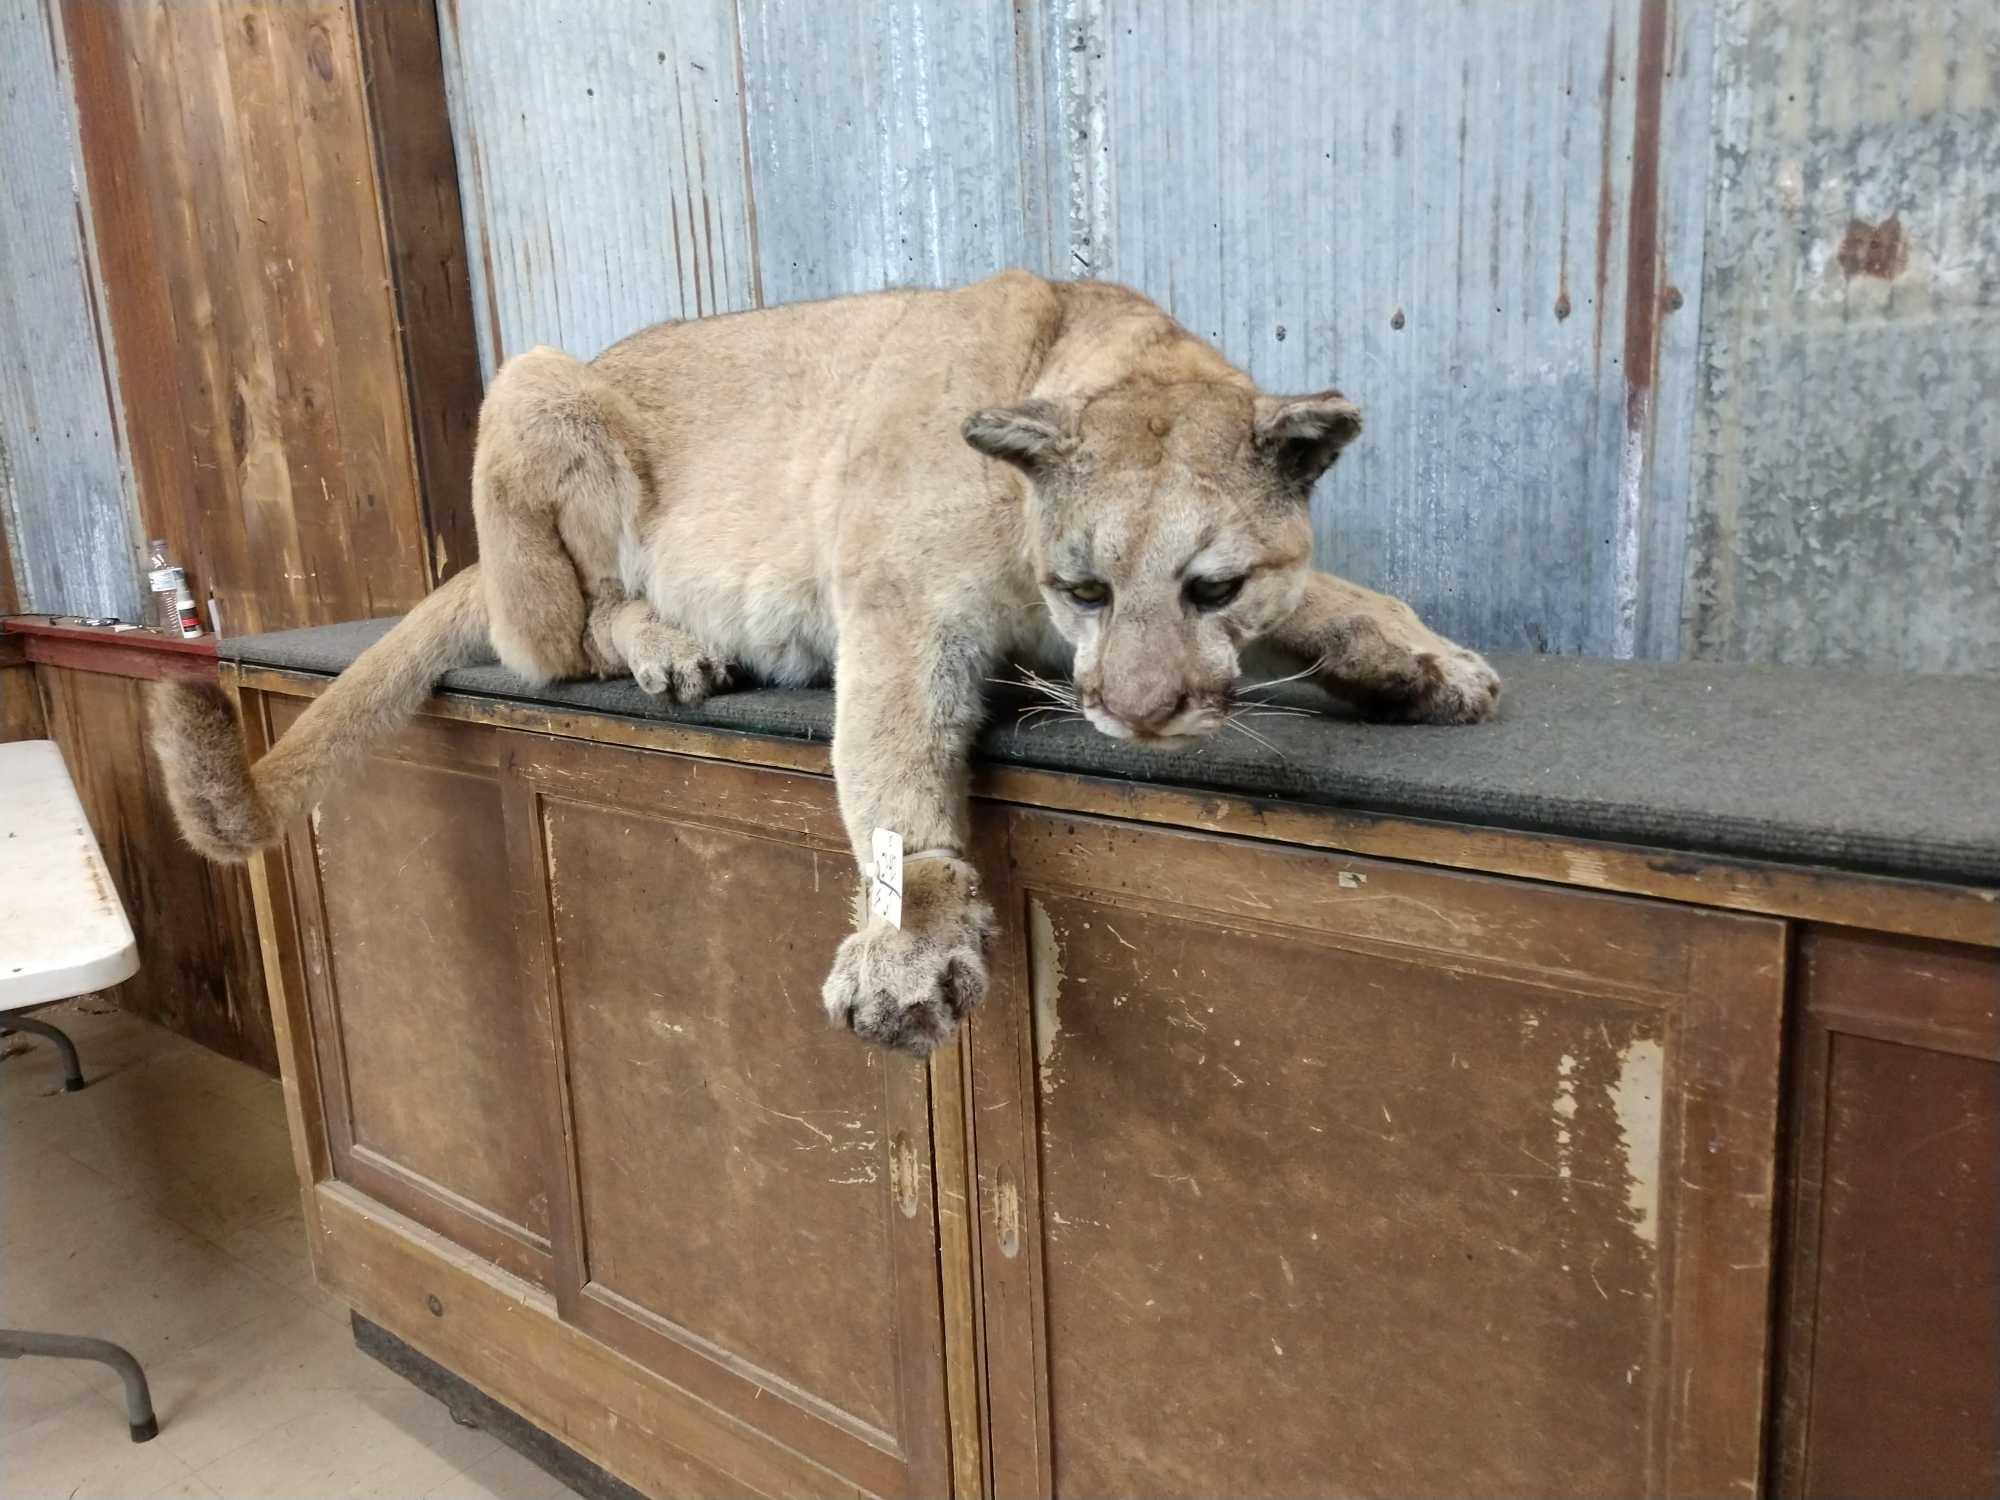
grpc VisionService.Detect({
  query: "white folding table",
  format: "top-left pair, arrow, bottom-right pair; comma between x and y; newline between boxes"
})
1,738 -> 158,1441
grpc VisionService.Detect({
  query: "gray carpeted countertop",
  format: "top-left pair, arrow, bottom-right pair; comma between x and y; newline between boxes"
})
223,617 -> 2000,887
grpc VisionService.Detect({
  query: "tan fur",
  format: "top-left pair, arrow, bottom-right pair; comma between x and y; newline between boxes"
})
151,271 -> 1498,1053
150,568 -> 487,861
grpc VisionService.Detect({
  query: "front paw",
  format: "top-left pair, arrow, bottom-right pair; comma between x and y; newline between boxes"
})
821,864 -> 995,1055
1402,645 -> 1502,724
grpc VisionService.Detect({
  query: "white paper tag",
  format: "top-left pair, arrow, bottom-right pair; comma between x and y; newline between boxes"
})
869,828 -> 904,929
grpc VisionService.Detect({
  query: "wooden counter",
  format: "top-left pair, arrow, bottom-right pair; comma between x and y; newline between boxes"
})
221,631 -> 1998,1499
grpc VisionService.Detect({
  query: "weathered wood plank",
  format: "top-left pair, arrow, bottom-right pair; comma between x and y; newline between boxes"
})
58,0 -> 203,622
0,658 -> 44,742
62,0 -> 432,635
36,661 -> 275,1072
354,0 -> 483,585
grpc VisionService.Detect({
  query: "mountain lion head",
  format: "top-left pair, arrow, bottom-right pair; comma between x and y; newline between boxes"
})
964,381 -> 1358,745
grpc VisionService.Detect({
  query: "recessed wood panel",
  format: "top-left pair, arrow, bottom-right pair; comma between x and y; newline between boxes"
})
523,743 -> 952,1498
300,724 -> 550,1281
1040,897 -> 1664,1495
973,813 -> 1785,1499
1777,930 -> 2000,1498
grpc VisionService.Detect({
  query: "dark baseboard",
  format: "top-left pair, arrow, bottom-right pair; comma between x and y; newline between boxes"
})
351,1313 -> 646,1500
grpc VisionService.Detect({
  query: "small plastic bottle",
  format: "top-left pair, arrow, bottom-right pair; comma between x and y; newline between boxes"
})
147,538 -> 184,632
173,576 -> 202,639
145,537 -> 176,595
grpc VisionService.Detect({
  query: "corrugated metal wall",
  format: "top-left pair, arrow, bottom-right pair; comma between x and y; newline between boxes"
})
1687,0 -> 1999,672
441,0 -> 1995,672
0,0 -> 138,619
2,0 -> 1987,666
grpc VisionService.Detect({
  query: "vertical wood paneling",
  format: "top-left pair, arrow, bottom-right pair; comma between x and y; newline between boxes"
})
0,645 -> 44,742
62,0 -> 431,635
0,467 -> 22,617
35,662 -> 276,1073
355,0 -> 484,585
0,0 -> 139,619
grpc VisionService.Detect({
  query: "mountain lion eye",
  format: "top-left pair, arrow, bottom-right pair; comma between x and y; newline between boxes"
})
1060,579 -> 1111,609
1185,575 -> 1246,610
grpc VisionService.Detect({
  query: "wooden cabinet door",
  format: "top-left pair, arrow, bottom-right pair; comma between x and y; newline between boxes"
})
1775,930 -> 1999,1498
507,736 -> 953,1499
283,706 -> 558,1286
968,812 -> 1785,1499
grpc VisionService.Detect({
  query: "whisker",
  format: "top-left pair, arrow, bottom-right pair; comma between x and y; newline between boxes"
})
1224,716 -> 1291,762
1235,655 -> 1327,696
1231,691 -> 1317,711
1231,701 -> 1318,718
1012,709 -> 1084,738
1000,667 -> 1081,708
987,674 -> 1068,702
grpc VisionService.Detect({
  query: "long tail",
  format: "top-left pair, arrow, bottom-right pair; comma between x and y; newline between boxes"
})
150,565 -> 490,862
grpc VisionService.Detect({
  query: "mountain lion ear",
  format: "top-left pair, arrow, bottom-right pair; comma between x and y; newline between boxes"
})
962,399 -> 1077,473
1253,392 -> 1362,488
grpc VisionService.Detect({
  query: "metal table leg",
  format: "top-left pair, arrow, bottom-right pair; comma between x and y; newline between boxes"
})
0,1329 -> 158,1440
2,1014 -> 86,1091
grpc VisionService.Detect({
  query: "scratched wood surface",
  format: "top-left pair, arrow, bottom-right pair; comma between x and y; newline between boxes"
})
969,812 -> 1785,1498
270,709 -> 956,1497
234,677 -> 2000,1499
36,663 -> 274,1072
272,698 -> 554,1286
0,652 -> 43,741
520,736 -> 952,1499
1774,929 -> 2000,1497
61,0 -> 432,636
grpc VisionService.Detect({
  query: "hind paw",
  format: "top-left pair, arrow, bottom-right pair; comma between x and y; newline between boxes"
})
630,640 -> 732,703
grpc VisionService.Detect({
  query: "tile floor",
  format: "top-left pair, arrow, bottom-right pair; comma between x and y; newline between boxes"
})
2,998 -> 580,1499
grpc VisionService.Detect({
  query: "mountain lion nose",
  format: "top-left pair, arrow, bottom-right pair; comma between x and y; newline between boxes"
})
1106,687 -> 1189,735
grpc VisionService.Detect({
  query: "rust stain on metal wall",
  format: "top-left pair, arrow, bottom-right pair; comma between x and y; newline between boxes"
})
1592,19 -> 1619,367
1685,0 -> 1999,672
1621,0 -> 1670,401
1610,0 -> 1672,655
1835,216 -> 1909,279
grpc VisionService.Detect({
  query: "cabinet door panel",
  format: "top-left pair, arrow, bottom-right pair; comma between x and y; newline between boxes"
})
971,813 -> 1784,1499
514,740 -> 952,1499
284,705 -> 553,1283
1777,929 -> 1999,1498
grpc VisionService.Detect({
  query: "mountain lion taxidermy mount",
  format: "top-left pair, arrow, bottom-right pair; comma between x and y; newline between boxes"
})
151,270 -> 1500,1055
